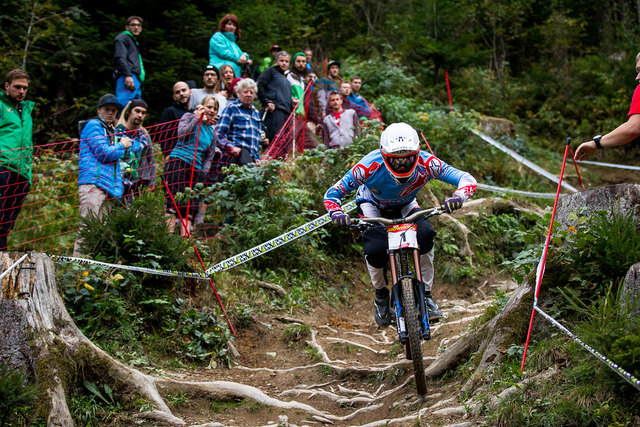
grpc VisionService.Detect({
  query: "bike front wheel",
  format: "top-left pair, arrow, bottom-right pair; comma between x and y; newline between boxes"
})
401,277 -> 427,395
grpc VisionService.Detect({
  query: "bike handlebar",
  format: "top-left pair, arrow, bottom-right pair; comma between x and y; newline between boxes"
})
355,206 -> 445,226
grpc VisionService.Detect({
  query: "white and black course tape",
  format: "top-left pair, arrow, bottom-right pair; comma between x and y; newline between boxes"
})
205,201 -> 357,275
470,129 -> 579,193
51,255 -> 212,280
534,305 -> 640,391
577,160 -> 640,171
476,183 -> 561,199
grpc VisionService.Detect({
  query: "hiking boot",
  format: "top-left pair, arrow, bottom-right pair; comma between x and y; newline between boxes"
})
374,298 -> 392,327
425,293 -> 443,322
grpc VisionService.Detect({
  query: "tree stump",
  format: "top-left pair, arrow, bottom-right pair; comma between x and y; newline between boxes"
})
0,252 -> 182,426
0,252 -> 350,425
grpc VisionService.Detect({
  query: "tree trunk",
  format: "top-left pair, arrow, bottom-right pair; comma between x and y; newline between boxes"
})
425,272 -> 534,390
0,252 -> 182,425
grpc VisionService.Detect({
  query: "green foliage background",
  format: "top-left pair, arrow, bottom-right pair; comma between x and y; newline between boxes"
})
2,0 -> 640,150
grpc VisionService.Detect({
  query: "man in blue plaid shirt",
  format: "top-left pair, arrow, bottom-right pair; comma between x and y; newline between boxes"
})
216,78 -> 263,165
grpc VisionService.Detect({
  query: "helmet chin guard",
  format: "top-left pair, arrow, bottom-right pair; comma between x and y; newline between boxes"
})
380,122 -> 420,182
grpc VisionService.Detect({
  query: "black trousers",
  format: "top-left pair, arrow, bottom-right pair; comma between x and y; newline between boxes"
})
358,204 -> 436,269
0,167 -> 31,251
163,158 -> 204,220
263,108 -> 289,143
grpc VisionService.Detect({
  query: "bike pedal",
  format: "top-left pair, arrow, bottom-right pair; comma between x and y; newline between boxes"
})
428,318 -> 440,325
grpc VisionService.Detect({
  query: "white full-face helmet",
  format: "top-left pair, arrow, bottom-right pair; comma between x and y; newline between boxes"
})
380,122 -> 420,183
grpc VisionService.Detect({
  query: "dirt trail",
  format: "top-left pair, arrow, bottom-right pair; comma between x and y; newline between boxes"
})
160,272 -> 517,426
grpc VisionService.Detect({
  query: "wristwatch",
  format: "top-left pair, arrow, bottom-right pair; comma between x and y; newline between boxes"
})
593,135 -> 603,149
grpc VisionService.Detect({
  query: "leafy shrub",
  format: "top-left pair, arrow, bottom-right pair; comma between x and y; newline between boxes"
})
203,160 -> 318,270
340,54 -> 422,100
77,189 -> 193,273
282,323 -> 311,343
60,262 -> 142,344
164,298 -> 233,366
0,362 -> 38,427
562,281 -> 640,394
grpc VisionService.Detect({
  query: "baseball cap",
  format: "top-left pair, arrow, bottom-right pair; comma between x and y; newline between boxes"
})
328,60 -> 341,69
97,94 -> 122,109
202,64 -> 220,79
270,44 -> 280,51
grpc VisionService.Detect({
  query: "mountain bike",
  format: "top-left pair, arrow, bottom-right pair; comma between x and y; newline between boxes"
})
356,206 -> 444,395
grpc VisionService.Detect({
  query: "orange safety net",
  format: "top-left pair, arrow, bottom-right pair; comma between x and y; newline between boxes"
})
4,87 -> 382,252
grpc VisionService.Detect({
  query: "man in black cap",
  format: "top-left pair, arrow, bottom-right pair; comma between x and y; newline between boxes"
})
116,99 -> 155,204
190,65 -> 227,113
74,94 -> 134,255
317,60 -> 342,118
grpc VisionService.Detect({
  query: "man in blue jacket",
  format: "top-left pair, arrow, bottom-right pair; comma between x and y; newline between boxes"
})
113,16 -> 145,107
74,94 -> 136,256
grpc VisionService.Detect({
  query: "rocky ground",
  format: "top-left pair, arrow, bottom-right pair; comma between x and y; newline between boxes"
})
157,272 -> 518,427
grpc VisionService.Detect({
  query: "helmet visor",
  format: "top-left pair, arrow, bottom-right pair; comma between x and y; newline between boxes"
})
382,151 -> 419,177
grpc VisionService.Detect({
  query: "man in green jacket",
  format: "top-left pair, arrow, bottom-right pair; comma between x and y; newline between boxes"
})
0,69 -> 34,251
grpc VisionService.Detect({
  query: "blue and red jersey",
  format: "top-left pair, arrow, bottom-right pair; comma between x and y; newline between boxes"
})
323,150 -> 477,213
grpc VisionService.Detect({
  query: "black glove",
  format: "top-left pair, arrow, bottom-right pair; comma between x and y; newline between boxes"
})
330,210 -> 351,227
443,196 -> 464,213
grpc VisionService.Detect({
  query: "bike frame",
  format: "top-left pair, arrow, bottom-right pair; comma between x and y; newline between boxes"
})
358,207 -> 443,342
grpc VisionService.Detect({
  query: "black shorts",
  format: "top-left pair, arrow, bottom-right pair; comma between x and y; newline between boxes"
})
357,205 -> 436,269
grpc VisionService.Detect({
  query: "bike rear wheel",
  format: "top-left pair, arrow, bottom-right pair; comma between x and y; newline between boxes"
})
401,277 -> 427,395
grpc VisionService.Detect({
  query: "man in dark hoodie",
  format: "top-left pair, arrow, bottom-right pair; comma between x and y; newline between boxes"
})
257,51 -> 295,144
113,16 -> 145,107
157,81 -> 193,157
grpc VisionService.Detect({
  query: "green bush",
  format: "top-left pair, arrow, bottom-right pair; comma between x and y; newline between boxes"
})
77,190 -> 193,273
0,362 -> 38,427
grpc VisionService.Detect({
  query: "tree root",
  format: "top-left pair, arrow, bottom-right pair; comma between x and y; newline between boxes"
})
255,279 -> 287,297
1,252 -> 532,425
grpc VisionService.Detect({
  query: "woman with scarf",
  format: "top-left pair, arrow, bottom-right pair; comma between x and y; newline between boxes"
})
209,14 -> 252,79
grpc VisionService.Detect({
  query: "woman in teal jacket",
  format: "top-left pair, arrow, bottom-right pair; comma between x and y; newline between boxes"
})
209,14 -> 252,78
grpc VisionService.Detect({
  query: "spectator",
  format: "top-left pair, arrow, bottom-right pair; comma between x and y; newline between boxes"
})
158,81 -> 193,157
216,78 -> 263,165
323,92 -> 359,149
255,44 -> 279,79
74,94 -> 135,255
306,70 -> 318,85
113,16 -> 145,107
257,51 -> 294,144
336,80 -> 359,115
317,60 -> 342,117
0,69 -> 34,251
191,65 -> 227,114
164,96 -> 220,236
287,52 -> 307,116
345,78 -> 372,118
209,14 -> 252,79
116,99 -> 155,204
303,69 -> 320,121
219,64 -> 236,96
227,77 -> 242,102
575,51 -> 640,160
304,47 -> 315,71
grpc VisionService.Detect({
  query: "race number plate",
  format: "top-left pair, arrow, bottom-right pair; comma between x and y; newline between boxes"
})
387,223 -> 419,250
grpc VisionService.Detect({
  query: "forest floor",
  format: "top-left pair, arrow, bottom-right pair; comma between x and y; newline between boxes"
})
146,268 -> 518,427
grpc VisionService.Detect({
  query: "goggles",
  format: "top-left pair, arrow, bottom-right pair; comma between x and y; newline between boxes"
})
382,151 -> 419,178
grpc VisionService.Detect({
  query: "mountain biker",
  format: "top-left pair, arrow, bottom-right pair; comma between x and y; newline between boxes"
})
323,122 -> 477,327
